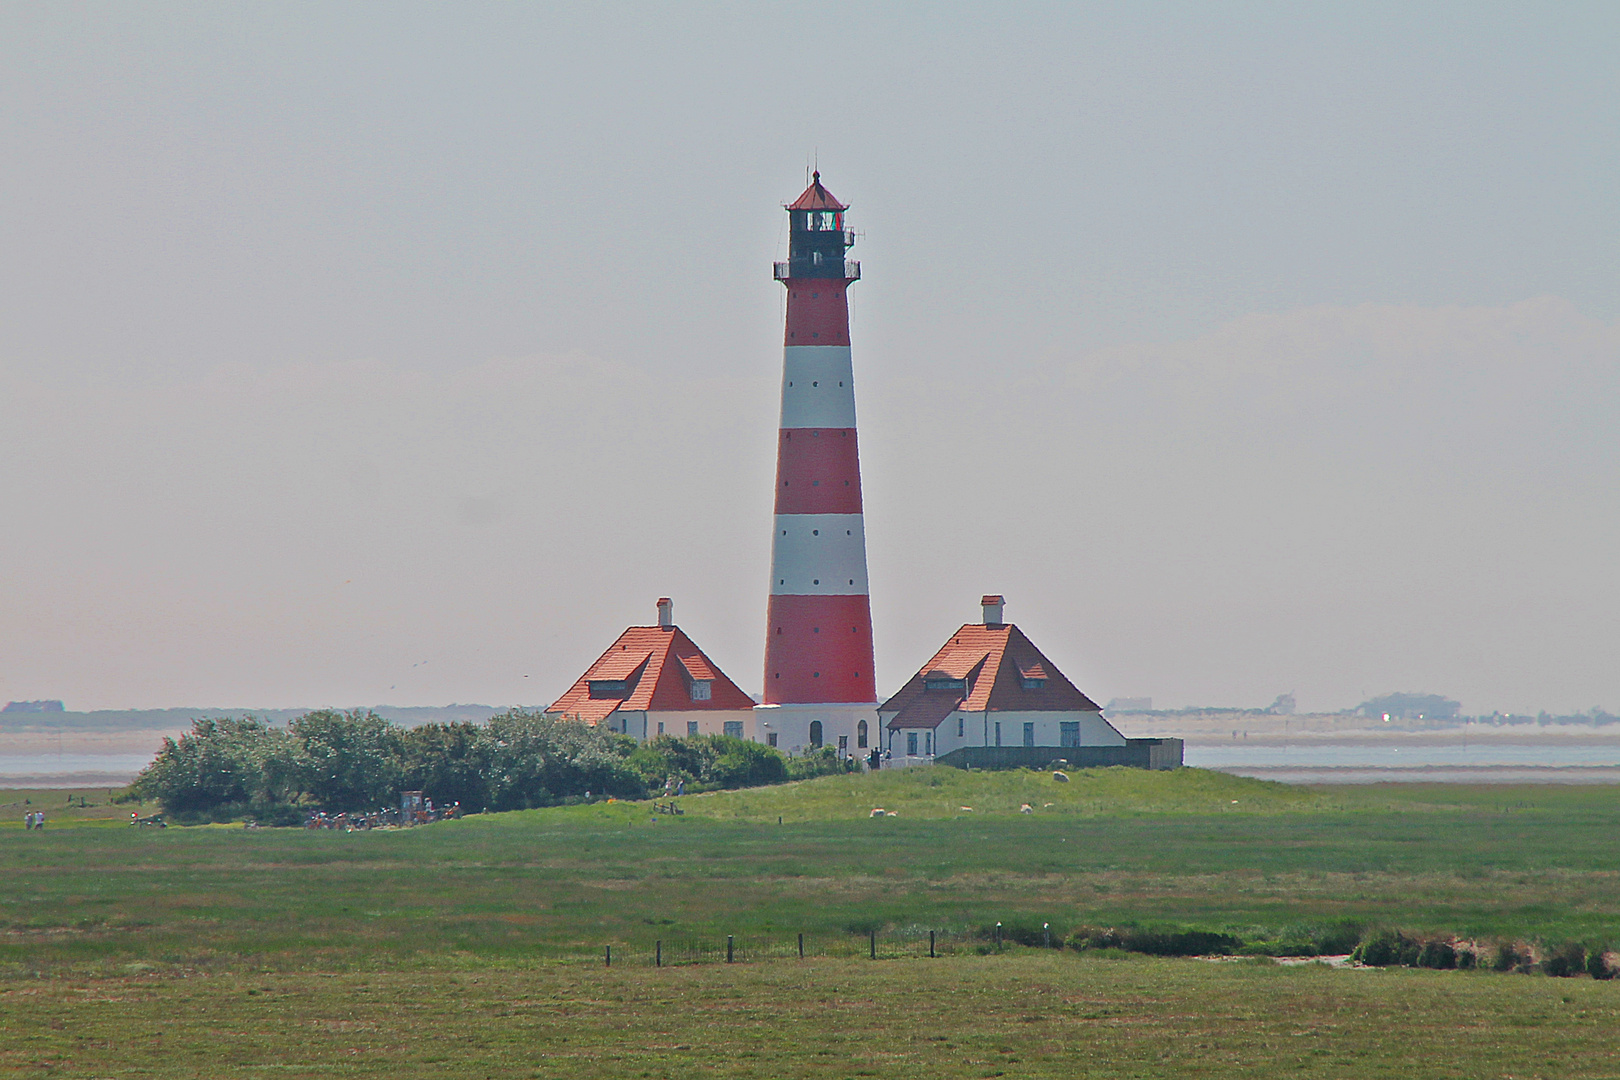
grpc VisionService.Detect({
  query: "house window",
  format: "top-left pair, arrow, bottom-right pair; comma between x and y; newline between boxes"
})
957,716 -> 964,738
857,720 -> 868,748
907,732 -> 918,756
687,721 -> 699,736
657,721 -> 664,735
1022,677 -> 1046,691
809,720 -> 823,748
1023,722 -> 1035,747
724,720 -> 743,739
1061,721 -> 1081,748
925,731 -> 932,755
767,732 -> 778,747
689,680 -> 712,702
995,722 -> 1002,747
588,680 -> 629,698
925,677 -> 967,692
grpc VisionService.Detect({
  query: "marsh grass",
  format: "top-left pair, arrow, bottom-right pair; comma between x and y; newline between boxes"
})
1,771 -> 1619,1075
3,954 -> 1619,1079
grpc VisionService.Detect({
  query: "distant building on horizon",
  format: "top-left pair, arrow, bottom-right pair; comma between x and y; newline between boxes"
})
1354,692 -> 1461,722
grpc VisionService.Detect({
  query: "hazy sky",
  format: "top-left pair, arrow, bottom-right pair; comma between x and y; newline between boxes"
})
1,3 -> 1616,715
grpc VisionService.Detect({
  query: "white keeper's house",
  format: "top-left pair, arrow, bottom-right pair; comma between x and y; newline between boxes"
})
879,595 -> 1182,770
547,599 -> 757,740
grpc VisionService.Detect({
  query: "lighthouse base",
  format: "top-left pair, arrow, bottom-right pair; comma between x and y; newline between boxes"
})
752,702 -> 879,761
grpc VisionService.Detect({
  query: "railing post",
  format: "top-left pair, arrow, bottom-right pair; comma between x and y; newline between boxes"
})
605,944 -> 611,967
656,940 -> 661,968
727,935 -> 734,964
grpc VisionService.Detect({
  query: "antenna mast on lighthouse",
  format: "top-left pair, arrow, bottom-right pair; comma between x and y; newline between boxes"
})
756,172 -> 879,761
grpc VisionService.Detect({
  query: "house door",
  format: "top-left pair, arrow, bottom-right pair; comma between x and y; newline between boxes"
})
1023,722 -> 1035,747
809,720 -> 823,748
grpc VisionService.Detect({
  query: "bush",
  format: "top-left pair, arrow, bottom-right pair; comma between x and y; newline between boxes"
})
1352,931 -> 1421,967
984,922 -> 1061,948
128,717 -> 304,817
1416,940 -> 1457,970
293,710 -> 403,811
1314,922 -> 1365,955
1587,949 -> 1614,980
1542,942 -> 1586,978
1066,924 -> 1240,957
1492,942 -> 1521,972
1456,948 -> 1477,970
130,711 -> 811,821
627,735 -> 788,791
786,746 -> 859,781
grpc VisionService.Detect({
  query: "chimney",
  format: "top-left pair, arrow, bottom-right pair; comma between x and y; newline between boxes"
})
981,594 -> 1005,626
656,597 -> 674,628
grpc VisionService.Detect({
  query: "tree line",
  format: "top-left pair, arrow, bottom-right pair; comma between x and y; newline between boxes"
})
129,709 -> 855,824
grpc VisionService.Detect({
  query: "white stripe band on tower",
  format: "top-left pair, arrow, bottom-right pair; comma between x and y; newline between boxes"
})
780,346 -> 856,429
769,513 -> 869,595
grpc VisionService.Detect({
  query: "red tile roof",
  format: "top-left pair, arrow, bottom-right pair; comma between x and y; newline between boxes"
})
879,623 -> 1102,729
787,172 -> 848,211
548,625 -> 755,725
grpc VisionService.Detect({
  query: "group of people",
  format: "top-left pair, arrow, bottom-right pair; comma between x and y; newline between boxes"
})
22,811 -> 45,829
303,801 -> 463,831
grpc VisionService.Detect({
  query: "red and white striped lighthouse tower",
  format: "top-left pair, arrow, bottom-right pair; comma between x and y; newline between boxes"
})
754,172 -> 879,759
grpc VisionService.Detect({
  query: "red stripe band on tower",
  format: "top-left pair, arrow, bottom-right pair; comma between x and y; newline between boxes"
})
774,428 -> 863,514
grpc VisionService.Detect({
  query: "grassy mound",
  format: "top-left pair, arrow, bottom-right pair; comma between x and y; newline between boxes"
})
530,765 -> 1318,825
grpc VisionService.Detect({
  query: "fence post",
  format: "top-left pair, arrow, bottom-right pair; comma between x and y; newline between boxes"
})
995,922 -> 1002,950
605,945 -> 611,967
727,935 -> 734,964
930,930 -> 936,958
1043,923 -> 1051,949
656,940 -> 661,968
870,930 -> 876,959
798,932 -> 804,959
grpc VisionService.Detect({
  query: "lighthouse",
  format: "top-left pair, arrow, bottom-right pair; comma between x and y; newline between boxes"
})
754,172 -> 879,761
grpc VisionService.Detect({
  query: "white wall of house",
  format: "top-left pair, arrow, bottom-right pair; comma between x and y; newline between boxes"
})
880,709 -> 1126,761
612,710 -> 756,741
753,701 -> 877,757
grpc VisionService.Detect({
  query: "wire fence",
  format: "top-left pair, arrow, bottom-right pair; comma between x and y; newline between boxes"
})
588,926 -> 1047,968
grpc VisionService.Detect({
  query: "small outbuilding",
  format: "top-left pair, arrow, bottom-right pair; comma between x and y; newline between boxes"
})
547,598 -> 757,740
878,595 -> 1182,770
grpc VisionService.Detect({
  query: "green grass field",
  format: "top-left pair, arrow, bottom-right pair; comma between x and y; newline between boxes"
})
3,768 -> 1619,1077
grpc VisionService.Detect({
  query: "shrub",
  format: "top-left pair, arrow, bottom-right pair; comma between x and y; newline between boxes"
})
128,716 -> 304,817
1456,948 -> 1477,970
786,746 -> 859,781
1066,924 -> 1240,957
1314,922 -> 1364,955
627,735 -> 788,791
986,922 -> 1061,948
1492,942 -> 1523,972
1352,931 -> 1421,967
294,710 -> 403,811
1416,940 -> 1457,970
1587,949 -> 1614,980
1542,942 -> 1586,978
